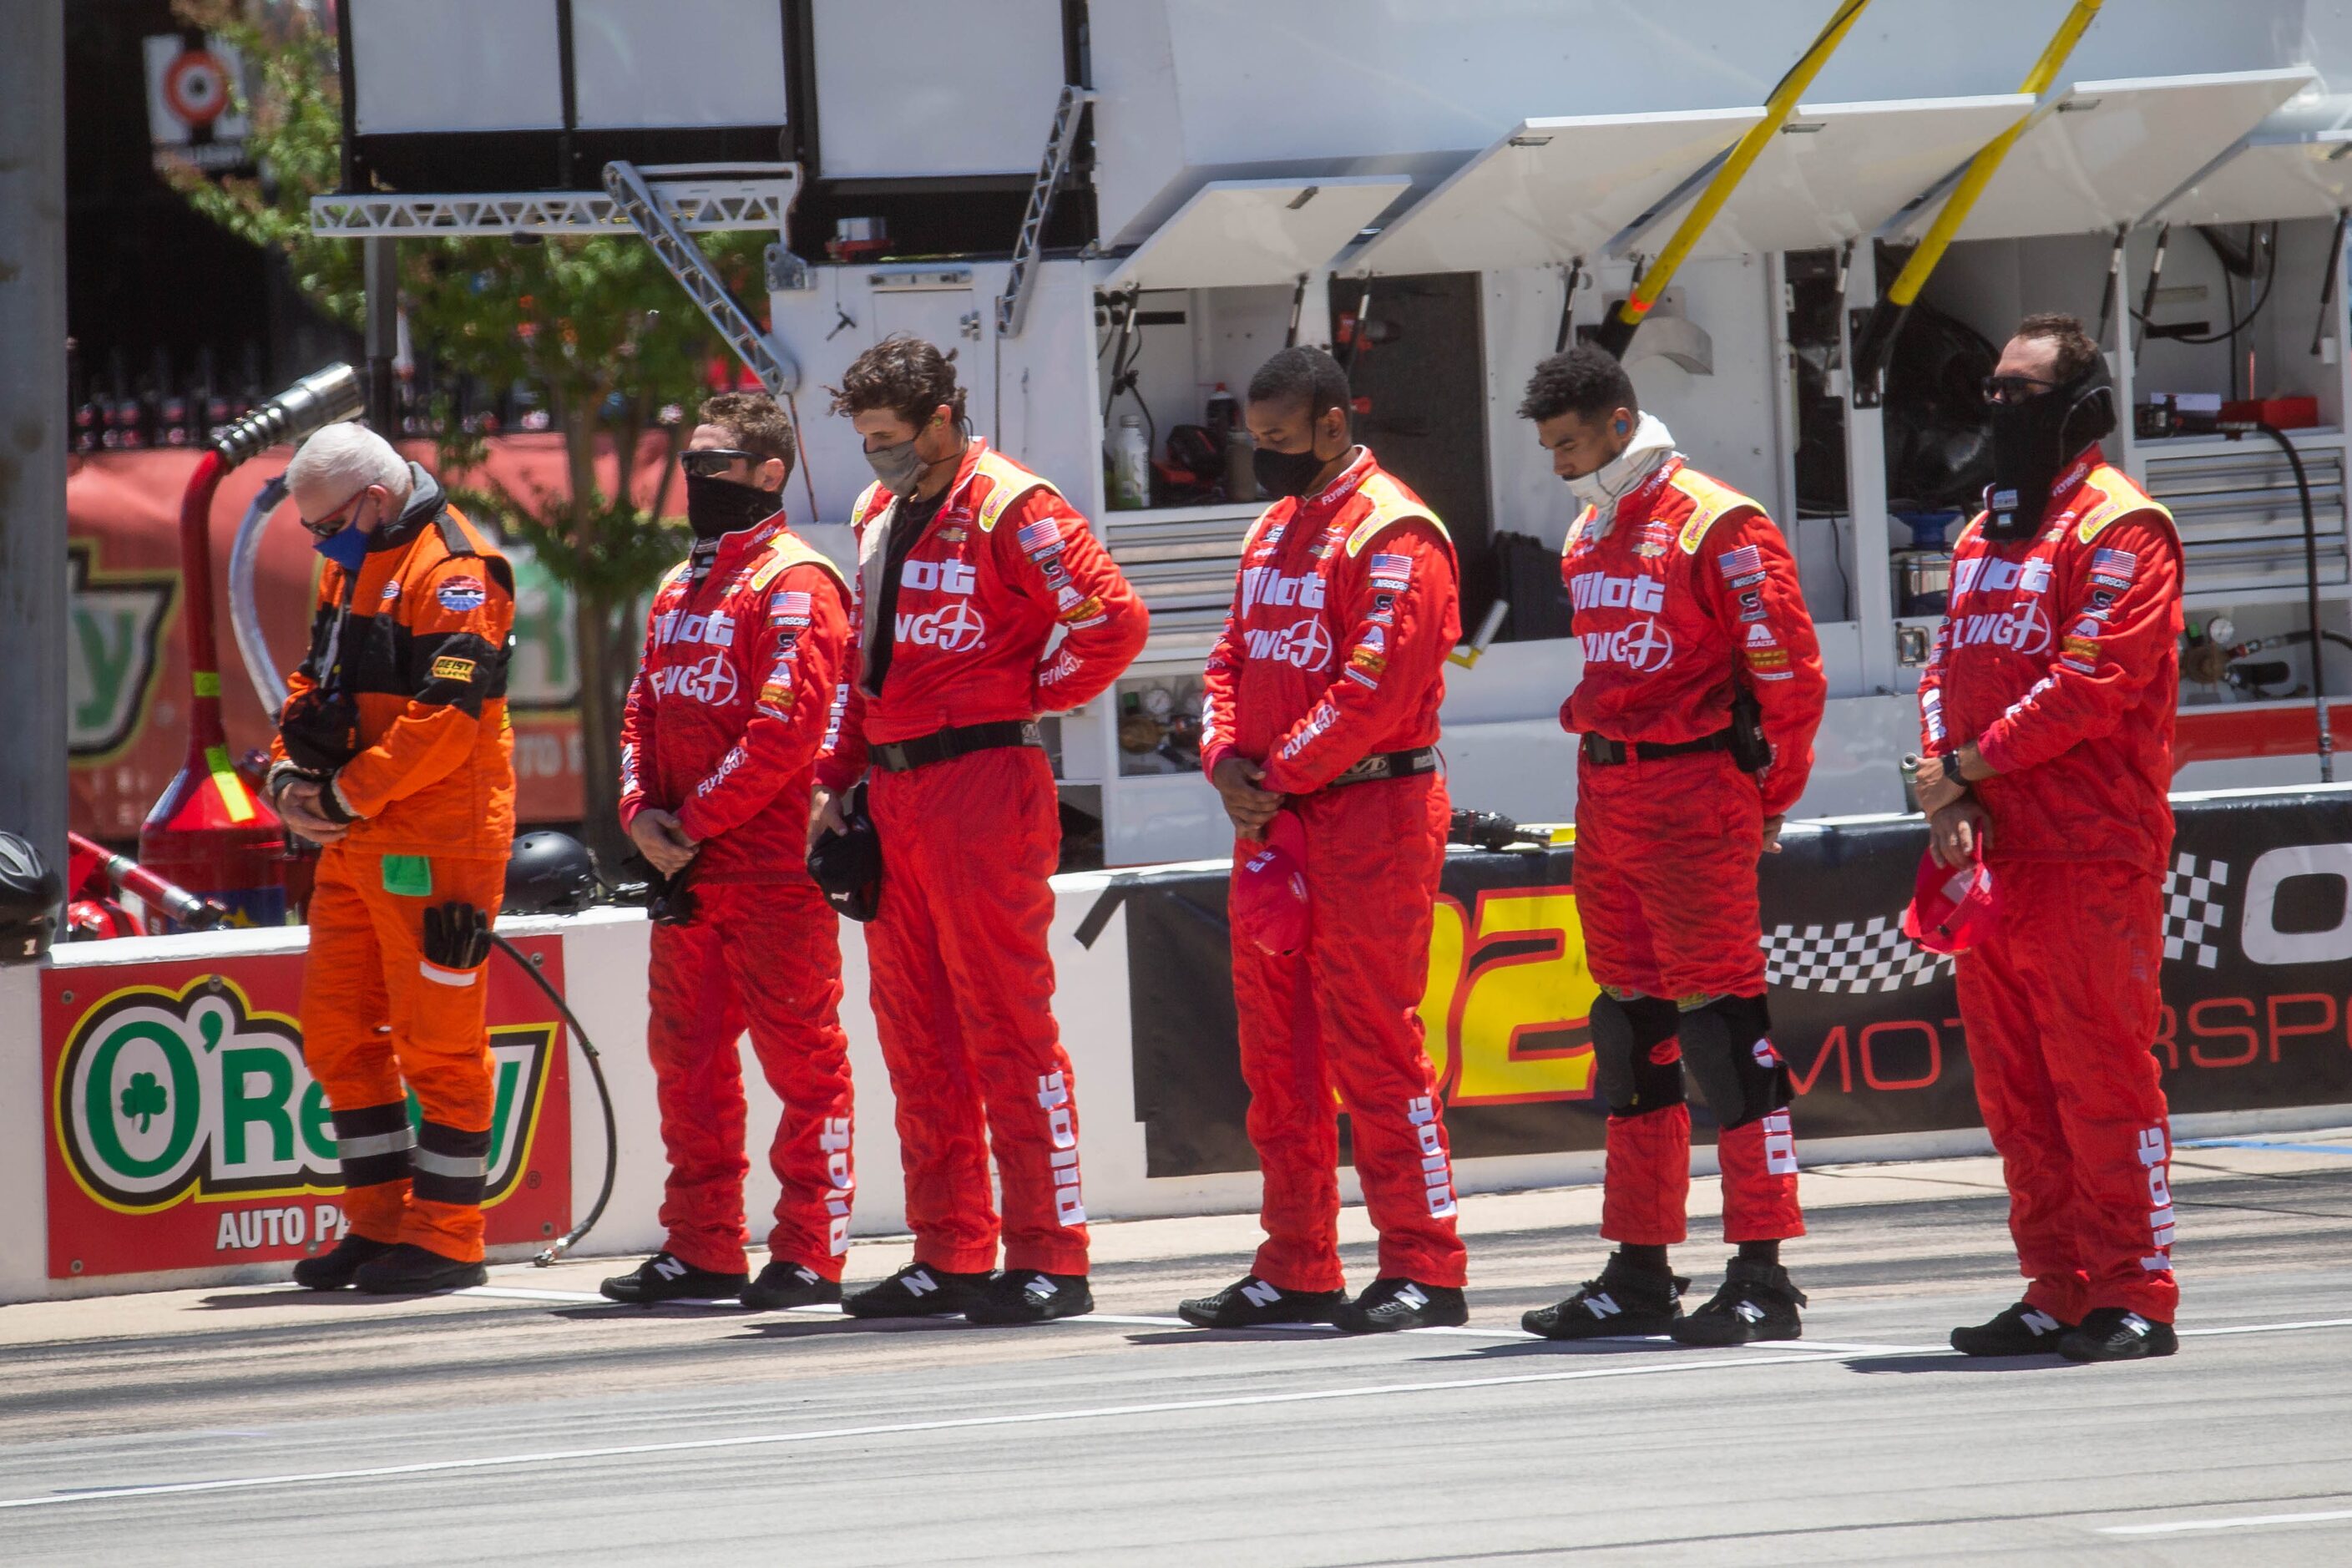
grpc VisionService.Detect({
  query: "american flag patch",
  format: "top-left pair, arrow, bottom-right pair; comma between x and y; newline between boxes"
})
1717,544 -> 1763,579
2092,547 -> 2137,579
769,590 -> 811,617
1018,519 -> 1063,554
1370,552 -> 1412,582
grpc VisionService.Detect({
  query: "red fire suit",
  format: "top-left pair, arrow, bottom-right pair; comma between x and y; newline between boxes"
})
1200,450 -> 1468,1291
817,441 -> 1146,1276
619,516 -> 857,1278
1560,457 -> 1825,1245
1919,453 -> 2183,1322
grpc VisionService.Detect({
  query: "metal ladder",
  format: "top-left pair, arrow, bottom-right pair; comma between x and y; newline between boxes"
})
996,84 -> 1095,340
603,159 -> 802,394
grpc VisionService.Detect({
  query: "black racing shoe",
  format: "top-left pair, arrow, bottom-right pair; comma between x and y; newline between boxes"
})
740,1261 -> 843,1312
1176,1274 -> 1347,1329
1332,1277 -> 1469,1334
1522,1252 -> 1690,1340
842,1262 -> 994,1318
2057,1307 -> 2178,1363
598,1252 -> 751,1305
964,1270 -> 1094,1325
291,1233 -> 397,1291
1667,1257 -> 1807,1346
352,1242 -> 488,1296
1950,1300 -> 2076,1358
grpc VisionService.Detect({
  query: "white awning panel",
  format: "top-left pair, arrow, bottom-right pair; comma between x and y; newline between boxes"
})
1932,68 -> 2317,242
2152,94 -> 2352,225
1104,176 -> 1411,291
1669,96 -> 2034,258
1343,108 -> 1762,277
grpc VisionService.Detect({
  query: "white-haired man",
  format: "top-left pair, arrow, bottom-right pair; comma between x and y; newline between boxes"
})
266,422 -> 519,1296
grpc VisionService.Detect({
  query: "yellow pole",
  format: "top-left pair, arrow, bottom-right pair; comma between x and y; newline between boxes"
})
1884,0 -> 2106,309
1600,0 -> 1875,352
1851,0 -> 2105,389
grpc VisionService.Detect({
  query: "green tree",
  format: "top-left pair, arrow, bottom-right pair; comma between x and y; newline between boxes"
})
166,1 -> 771,867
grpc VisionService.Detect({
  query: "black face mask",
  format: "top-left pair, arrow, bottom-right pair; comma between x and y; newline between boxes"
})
1253,444 -> 1336,500
1984,362 -> 2116,540
684,473 -> 777,541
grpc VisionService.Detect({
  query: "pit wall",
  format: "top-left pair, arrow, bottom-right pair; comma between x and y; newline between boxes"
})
9,787 -> 2352,1301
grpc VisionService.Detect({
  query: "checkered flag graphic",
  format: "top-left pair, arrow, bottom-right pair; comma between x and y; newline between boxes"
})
2163,852 -> 2229,969
1761,916 -> 1953,994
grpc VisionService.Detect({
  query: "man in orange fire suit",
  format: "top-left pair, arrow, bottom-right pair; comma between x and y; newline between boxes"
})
268,422 -> 515,1296
603,392 -> 858,1311
1913,312 -> 2185,1363
1179,346 -> 1468,1335
1519,346 -> 1826,1346
812,335 -> 1147,1324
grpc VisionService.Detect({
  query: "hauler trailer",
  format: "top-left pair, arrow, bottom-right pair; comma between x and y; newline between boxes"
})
318,0 -> 2352,865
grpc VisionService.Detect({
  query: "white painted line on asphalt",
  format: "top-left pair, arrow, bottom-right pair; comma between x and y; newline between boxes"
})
2177,1317 -> 2352,1338
0,1347 -> 1920,1512
2099,1506 -> 2352,1535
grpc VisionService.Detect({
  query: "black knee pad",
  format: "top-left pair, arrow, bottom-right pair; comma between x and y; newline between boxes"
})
1591,992 -> 1684,1117
1676,994 -> 1788,1129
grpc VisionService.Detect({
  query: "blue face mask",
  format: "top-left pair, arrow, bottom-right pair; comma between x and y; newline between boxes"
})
310,494 -> 375,570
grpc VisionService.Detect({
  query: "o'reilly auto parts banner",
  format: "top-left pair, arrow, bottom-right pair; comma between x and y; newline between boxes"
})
43,944 -> 571,1278
1125,789 -> 2352,1179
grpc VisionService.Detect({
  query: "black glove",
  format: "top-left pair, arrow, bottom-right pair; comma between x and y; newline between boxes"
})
422,900 -> 492,970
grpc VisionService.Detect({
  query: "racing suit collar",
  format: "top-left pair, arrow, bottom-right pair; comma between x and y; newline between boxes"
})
706,513 -> 787,570
930,436 -> 992,513
364,463 -> 447,552
1581,414 -> 1677,539
1293,446 -> 1374,517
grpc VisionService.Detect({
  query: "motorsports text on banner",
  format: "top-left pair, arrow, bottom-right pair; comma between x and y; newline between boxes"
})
1127,789 -> 2352,1178
43,943 -> 572,1278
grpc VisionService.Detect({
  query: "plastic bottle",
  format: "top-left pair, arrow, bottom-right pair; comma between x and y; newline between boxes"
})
1110,414 -> 1151,510
1224,426 -> 1257,505
1205,382 -> 1238,442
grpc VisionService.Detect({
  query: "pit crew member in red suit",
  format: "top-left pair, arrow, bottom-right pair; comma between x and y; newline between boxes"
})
1181,346 -> 1470,1335
1913,313 -> 2185,1363
602,392 -> 857,1311
1520,346 -> 1826,1346
810,336 -> 1147,1324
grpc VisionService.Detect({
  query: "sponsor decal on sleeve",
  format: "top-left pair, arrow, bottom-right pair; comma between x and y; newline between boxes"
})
1737,589 -> 1768,623
1716,544 -> 1763,580
1369,551 -> 1413,584
769,589 -> 812,626
435,575 -> 488,613
429,655 -> 478,682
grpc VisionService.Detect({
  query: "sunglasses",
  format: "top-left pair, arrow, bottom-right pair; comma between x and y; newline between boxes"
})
681,448 -> 759,478
1981,374 -> 2059,406
301,486 -> 372,535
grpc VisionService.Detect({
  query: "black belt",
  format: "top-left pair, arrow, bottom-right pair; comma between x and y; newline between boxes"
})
873,719 -> 1043,774
1327,746 -> 1439,789
1581,729 -> 1732,766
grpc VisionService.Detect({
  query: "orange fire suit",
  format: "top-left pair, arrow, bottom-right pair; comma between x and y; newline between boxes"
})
269,467 -> 516,1262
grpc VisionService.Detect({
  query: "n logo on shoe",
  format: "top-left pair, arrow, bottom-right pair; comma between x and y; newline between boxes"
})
1584,1293 -> 1621,1318
1734,1301 -> 1764,1323
654,1256 -> 687,1280
1241,1280 -> 1282,1308
1396,1283 -> 1429,1309
903,1269 -> 939,1297
2022,1309 -> 2061,1336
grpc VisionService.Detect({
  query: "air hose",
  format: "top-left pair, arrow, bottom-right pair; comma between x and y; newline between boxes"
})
488,930 -> 621,1264
2227,422 -> 2334,782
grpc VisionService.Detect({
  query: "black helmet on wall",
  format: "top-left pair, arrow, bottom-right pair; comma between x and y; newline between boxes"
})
0,832 -> 65,962
504,832 -> 599,916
